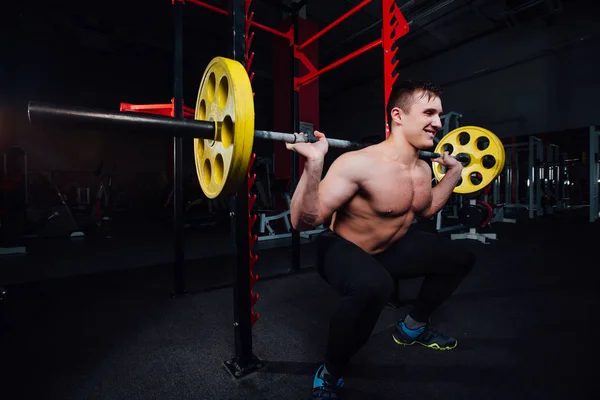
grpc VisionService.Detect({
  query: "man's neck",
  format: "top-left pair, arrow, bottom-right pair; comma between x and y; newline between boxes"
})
382,132 -> 420,166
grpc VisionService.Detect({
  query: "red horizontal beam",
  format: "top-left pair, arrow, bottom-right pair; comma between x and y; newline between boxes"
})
252,20 -> 292,40
296,38 -> 382,89
119,102 -> 195,118
187,0 -> 290,40
298,0 -> 372,50
187,0 -> 228,16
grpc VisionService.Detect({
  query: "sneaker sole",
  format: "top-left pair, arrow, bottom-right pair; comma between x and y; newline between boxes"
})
392,332 -> 458,351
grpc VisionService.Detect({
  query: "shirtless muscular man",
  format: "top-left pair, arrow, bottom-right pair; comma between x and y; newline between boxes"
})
286,81 -> 475,399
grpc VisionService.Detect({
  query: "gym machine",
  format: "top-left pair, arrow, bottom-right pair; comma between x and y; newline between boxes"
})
542,143 -> 563,215
590,125 -> 599,223
502,141 -> 528,214
528,136 -> 544,219
502,137 -> 557,219
450,198 -> 498,244
256,190 -> 326,242
435,111 -> 464,233
489,175 -> 516,225
560,153 -> 574,209
433,112 -> 462,143
257,198 -> 292,241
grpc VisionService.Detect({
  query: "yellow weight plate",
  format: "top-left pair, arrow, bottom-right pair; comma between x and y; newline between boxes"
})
433,126 -> 506,194
194,57 -> 255,199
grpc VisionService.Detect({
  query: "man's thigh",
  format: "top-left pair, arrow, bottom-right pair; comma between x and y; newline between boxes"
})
317,230 -> 392,295
375,227 -> 474,278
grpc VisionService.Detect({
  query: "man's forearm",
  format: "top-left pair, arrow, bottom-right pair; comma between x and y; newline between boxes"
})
424,167 -> 463,218
289,158 -> 325,230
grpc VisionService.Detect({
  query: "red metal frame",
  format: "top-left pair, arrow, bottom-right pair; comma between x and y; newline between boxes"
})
119,99 -> 195,118
186,0 -> 227,15
245,0 -> 260,328
247,152 -> 259,327
295,38 -> 382,89
293,0 -> 409,97
382,0 -> 410,137
187,0 -> 293,42
297,0 -> 372,51
185,0 -> 408,106
245,0 -> 255,84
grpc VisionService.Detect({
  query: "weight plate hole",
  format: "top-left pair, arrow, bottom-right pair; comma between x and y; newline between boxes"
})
443,144 -> 454,154
207,73 -> 216,102
458,131 -> 470,145
476,137 -> 490,150
214,154 -> 224,185
196,138 -> 205,157
456,177 -> 463,187
217,76 -> 229,109
202,158 -> 212,185
482,155 -> 496,169
198,100 -> 207,120
456,152 -> 470,167
219,115 -> 234,149
470,171 -> 483,185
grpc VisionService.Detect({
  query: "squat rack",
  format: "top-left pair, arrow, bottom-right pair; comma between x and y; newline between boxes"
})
119,0 -> 410,379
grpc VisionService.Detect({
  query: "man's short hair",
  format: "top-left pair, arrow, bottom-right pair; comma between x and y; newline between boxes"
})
386,80 -> 443,123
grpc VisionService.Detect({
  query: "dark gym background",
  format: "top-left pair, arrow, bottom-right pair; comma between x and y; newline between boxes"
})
1,1 -> 599,399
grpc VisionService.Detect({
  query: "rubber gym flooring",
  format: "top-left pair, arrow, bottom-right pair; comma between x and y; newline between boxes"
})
1,209 -> 598,400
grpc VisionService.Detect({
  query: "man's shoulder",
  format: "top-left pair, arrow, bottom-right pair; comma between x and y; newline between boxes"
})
416,158 -> 432,169
328,148 -> 377,183
335,146 -> 377,166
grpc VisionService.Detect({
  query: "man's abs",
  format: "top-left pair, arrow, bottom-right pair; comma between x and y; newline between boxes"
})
330,210 -> 415,255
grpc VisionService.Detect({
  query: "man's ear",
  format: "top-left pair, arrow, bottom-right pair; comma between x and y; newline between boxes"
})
390,107 -> 402,125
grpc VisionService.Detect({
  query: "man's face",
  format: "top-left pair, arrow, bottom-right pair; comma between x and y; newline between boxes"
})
393,91 -> 443,149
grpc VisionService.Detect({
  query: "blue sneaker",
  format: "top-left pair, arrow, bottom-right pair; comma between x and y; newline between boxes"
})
312,364 -> 344,399
392,319 -> 458,350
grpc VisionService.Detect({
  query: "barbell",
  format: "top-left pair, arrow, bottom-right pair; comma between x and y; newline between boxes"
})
27,56 -> 505,198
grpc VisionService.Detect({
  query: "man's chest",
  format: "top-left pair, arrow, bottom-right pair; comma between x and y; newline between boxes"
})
361,172 -> 432,216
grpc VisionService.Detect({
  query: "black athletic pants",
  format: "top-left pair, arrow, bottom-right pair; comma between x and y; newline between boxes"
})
316,227 -> 475,377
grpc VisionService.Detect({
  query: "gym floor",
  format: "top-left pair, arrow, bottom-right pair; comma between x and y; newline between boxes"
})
1,209 -> 598,400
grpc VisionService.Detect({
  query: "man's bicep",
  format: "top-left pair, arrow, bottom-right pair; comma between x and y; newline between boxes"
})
318,155 -> 360,219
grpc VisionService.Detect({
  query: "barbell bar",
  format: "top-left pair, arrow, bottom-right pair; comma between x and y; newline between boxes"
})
27,102 -> 468,158
27,101 -> 368,149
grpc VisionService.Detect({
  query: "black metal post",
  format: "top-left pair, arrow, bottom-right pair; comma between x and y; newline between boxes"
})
172,0 -> 187,298
223,0 -> 263,379
290,2 -> 301,272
